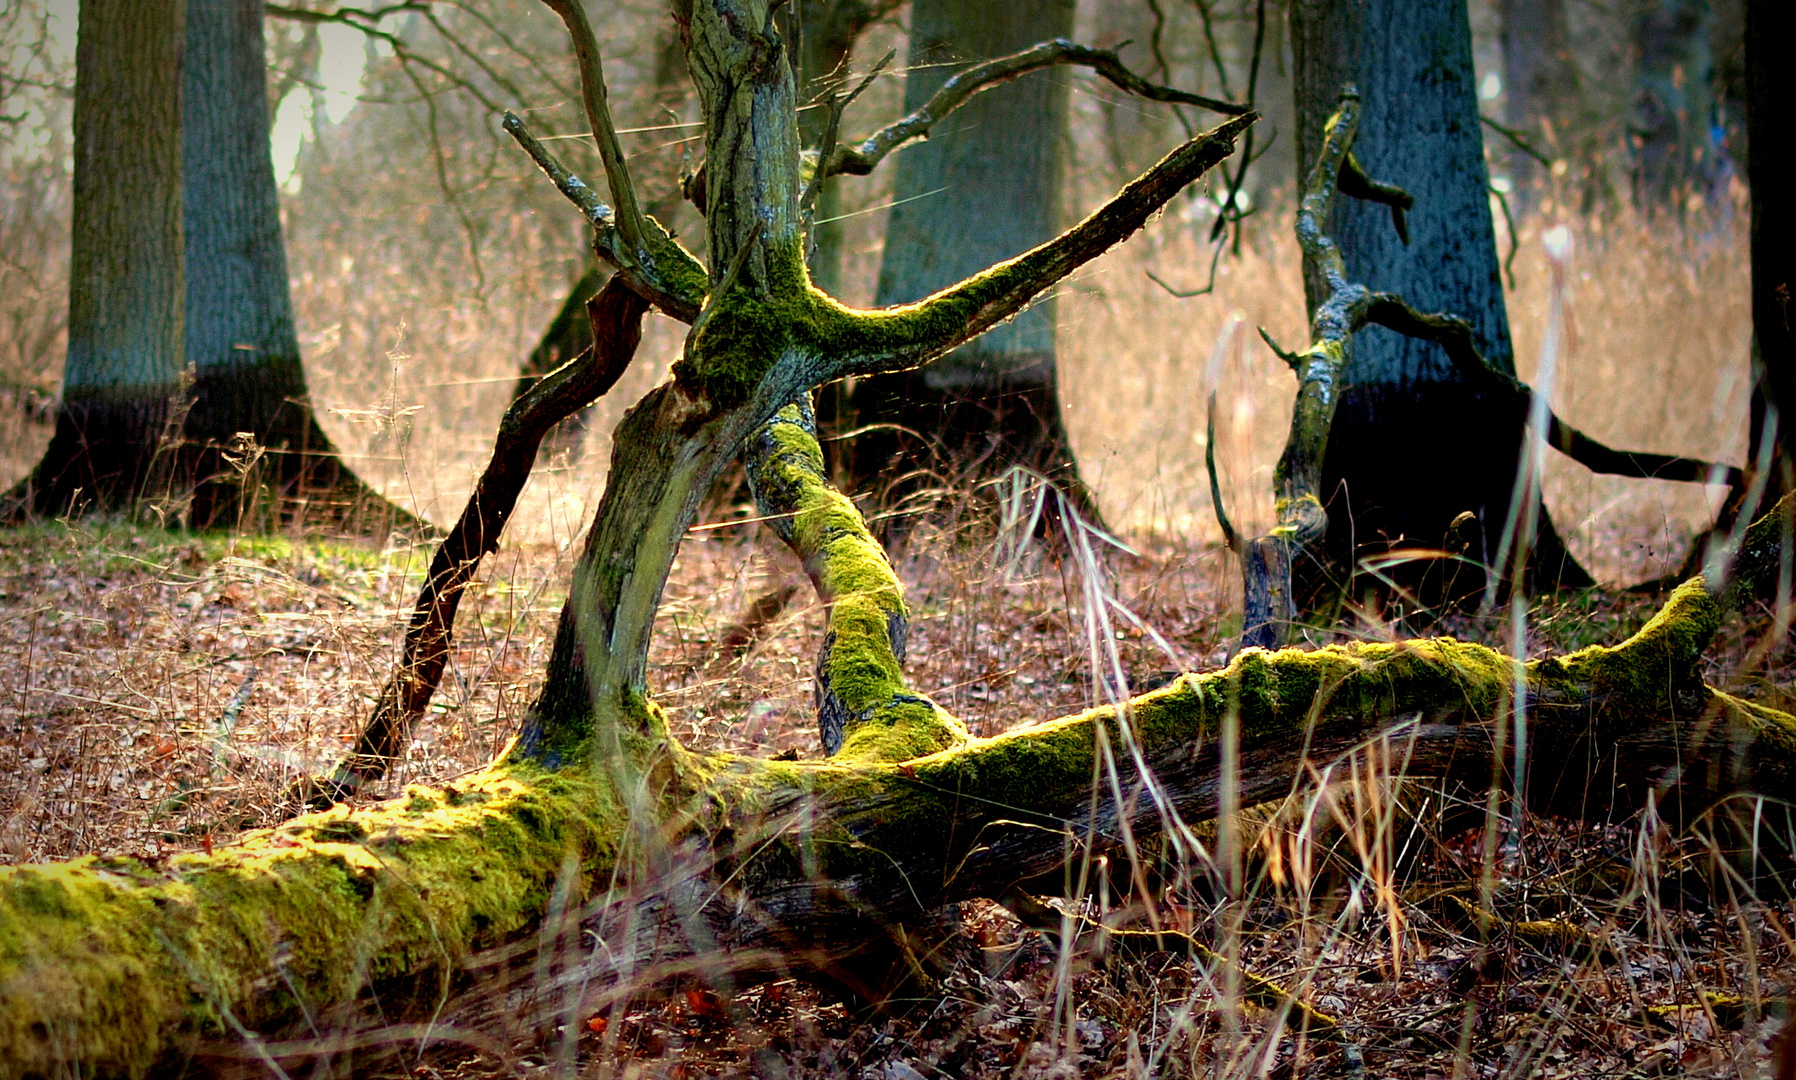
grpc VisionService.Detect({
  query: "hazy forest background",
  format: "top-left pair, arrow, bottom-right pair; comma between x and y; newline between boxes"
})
0,0 -> 1782,1077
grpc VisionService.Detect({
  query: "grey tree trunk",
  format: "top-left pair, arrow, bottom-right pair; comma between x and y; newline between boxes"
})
29,0 -> 186,516
181,0 -> 352,527
1290,0 -> 1589,609
1629,0 -> 1715,210
1496,0 -> 1577,213
847,0 -> 1087,504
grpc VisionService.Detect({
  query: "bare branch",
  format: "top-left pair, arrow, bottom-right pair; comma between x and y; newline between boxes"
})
501,111 -> 705,322
301,277 -> 652,805
264,2 -> 513,115
539,0 -> 651,268
1362,296 -> 1746,489
800,49 -> 893,214
823,38 -> 1248,180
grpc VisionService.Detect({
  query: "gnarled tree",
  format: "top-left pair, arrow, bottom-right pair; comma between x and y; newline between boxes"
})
0,4 -> 1792,1077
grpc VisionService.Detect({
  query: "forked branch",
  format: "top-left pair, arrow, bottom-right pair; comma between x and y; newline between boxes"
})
1362,297 -> 1745,489
822,38 -> 1248,180
501,111 -> 706,322
816,112 -> 1258,382
539,0 -> 651,267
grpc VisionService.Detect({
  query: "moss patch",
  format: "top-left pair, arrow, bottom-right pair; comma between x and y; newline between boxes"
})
0,761 -> 621,1079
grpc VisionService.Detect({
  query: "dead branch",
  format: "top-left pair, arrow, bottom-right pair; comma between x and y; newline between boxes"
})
298,276 -> 650,804
539,0 -> 651,268
822,38 -> 1248,181
501,111 -> 706,322
1362,296 -> 1745,488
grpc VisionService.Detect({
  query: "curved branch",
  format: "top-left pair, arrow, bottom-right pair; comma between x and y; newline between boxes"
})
742,398 -> 967,759
823,38 -> 1248,180
298,276 -> 651,805
814,111 -> 1256,381
1362,296 -> 1746,489
1241,89 -> 1375,649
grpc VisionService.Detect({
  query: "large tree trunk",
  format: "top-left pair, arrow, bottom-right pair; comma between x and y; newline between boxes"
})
1289,0 -> 1588,614
27,0 -> 186,516
180,0 -> 366,528
845,0 -> 1087,507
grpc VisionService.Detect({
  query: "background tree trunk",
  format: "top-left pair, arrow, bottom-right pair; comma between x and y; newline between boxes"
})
1745,0 -> 1793,473
1496,0 -> 1577,213
1289,0 -> 1588,612
180,0 -> 356,527
1629,0 -> 1714,211
29,0 -> 186,516
845,0 -> 1086,507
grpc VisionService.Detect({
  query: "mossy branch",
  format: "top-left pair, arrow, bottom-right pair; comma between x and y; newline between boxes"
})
823,38 -> 1249,180
1242,88 -> 1389,649
501,111 -> 707,322
742,398 -> 968,759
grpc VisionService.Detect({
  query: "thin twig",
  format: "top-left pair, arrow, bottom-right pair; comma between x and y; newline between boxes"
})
824,38 -> 1248,179
1481,113 -> 1554,168
801,49 -> 894,214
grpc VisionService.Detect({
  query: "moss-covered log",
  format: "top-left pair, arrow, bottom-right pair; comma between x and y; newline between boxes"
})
5,521 -> 1795,1073
5,4 -> 1787,1076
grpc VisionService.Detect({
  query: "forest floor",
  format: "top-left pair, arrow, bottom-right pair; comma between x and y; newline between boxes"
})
0,499 -> 1791,1079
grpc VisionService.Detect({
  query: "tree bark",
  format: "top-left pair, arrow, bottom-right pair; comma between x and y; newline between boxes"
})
846,0 -> 1088,509
1745,0 -> 1794,469
27,0 -> 186,517
1289,0 -> 1590,611
180,0 -> 366,528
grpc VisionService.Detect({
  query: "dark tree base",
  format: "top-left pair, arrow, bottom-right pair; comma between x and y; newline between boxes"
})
1296,378 -> 1594,626
22,393 -> 178,518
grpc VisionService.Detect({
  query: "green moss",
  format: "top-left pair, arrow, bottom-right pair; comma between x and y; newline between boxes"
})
0,761 -> 623,1078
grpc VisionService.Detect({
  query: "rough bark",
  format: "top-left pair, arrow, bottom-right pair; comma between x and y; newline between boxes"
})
26,0 -> 186,517
846,0 -> 1088,509
1289,0 -> 1590,610
179,0 -> 353,528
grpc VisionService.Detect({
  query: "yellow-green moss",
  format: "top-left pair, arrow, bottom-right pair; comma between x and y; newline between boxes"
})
0,761 -> 622,1079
